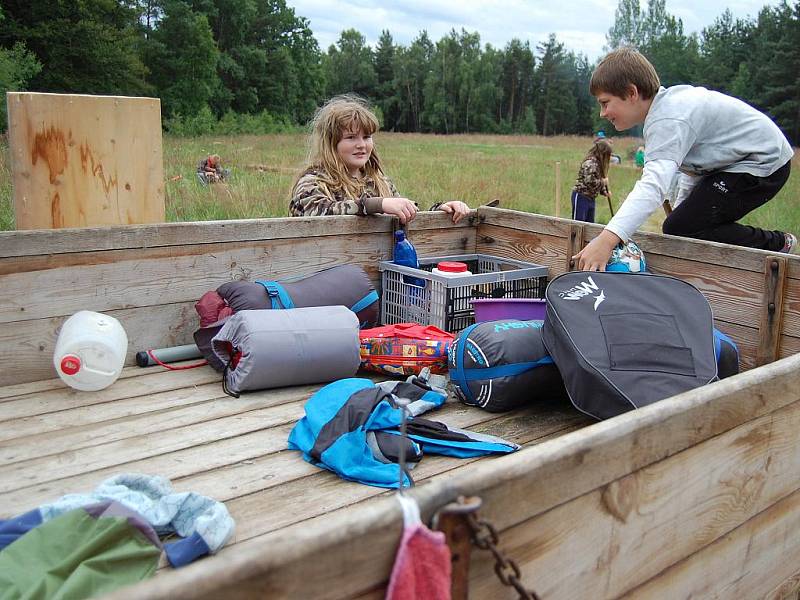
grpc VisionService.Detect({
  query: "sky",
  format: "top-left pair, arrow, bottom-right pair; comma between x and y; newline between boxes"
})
286,0 -> 777,61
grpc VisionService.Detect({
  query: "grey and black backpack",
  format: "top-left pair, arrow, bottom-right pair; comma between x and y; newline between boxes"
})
542,271 -> 719,420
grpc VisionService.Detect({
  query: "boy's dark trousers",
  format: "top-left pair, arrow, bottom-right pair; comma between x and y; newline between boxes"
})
662,160 -> 791,251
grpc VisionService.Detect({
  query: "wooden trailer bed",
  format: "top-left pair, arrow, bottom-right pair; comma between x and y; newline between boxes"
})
2,207 -> 800,599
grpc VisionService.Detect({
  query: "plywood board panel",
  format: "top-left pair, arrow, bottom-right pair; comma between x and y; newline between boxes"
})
7,92 -> 165,229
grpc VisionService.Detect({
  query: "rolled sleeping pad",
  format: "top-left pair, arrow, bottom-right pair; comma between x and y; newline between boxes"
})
136,344 -> 205,367
211,306 -> 361,395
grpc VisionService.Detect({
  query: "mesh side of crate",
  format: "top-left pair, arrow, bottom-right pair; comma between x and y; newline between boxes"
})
381,270 -> 443,328
380,255 -> 548,332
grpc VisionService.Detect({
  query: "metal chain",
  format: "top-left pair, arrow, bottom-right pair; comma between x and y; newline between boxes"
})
466,513 -> 541,600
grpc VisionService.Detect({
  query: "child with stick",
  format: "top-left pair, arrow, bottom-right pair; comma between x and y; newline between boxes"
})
574,48 -> 795,271
289,94 -> 470,225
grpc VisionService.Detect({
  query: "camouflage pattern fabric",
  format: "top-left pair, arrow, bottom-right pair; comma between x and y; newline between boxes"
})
289,168 -> 400,217
573,156 -> 609,199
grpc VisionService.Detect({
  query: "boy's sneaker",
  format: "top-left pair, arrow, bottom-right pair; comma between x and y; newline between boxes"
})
781,232 -> 798,254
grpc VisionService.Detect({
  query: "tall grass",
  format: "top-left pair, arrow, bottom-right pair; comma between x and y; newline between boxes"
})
1,132 -> 798,236
0,135 -> 12,231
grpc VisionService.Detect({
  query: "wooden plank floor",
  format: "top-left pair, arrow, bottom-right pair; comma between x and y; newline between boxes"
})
0,363 -> 592,579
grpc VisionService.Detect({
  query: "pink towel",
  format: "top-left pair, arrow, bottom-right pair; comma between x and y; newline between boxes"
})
386,495 -> 451,600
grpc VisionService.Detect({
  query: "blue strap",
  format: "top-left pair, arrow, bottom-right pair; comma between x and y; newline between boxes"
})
451,323 -> 480,404
255,280 -> 295,310
350,290 -> 379,314
460,357 -> 553,381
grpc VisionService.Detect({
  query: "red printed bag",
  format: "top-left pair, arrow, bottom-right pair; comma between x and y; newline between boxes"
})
359,323 -> 454,376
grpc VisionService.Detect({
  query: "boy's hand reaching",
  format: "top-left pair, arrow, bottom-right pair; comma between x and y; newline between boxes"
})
438,200 -> 470,223
573,229 -> 622,271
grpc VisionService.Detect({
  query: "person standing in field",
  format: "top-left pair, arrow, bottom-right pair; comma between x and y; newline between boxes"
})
574,47 -> 796,271
634,145 -> 645,168
289,94 -> 470,224
571,139 -> 613,223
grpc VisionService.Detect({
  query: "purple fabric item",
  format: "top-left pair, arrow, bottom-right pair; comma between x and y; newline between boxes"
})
0,501 -> 162,554
83,501 -> 162,549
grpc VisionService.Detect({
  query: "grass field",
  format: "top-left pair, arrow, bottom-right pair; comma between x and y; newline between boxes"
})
1,132 -> 798,236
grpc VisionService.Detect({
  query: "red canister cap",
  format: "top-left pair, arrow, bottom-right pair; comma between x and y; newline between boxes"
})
436,261 -> 468,273
60,355 -> 81,375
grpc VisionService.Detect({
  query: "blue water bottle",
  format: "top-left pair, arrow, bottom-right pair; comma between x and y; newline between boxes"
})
393,230 -> 425,288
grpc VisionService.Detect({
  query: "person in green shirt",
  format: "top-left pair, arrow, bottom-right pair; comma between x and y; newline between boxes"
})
634,145 -> 645,168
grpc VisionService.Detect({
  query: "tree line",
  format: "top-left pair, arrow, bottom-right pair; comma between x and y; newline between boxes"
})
1,0 -> 799,144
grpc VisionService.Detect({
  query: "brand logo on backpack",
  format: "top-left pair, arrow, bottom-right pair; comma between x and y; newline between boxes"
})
493,321 -> 544,333
559,276 -> 605,310
593,290 -> 605,310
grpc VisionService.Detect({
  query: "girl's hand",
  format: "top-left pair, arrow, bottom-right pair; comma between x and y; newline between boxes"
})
438,200 -> 470,223
382,197 -> 418,224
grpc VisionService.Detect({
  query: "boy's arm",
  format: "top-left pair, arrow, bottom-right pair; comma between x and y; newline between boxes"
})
605,158 -> 677,242
573,159 -> 678,270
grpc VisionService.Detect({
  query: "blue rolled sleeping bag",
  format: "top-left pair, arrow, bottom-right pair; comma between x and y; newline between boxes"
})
448,319 -> 566,412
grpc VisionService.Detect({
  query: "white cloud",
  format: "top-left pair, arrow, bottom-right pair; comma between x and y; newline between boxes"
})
287,0 -> 777,60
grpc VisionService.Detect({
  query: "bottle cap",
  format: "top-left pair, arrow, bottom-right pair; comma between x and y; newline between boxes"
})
436,261 -> 468,273
60,355 -> 81,375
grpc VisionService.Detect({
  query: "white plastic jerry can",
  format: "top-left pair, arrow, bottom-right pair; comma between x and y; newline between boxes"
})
53,311 -> 128,391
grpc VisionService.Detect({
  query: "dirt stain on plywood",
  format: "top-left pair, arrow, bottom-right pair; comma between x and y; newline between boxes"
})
31,126 -> 69,184
51,192 -> 63,228
80,142 -> 118,196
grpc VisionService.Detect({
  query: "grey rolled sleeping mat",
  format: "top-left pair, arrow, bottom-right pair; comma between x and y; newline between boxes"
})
542,271 -> 718,421
448,319 -> 567,412
211,306 -> 361,396
196,264 -> 378,371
